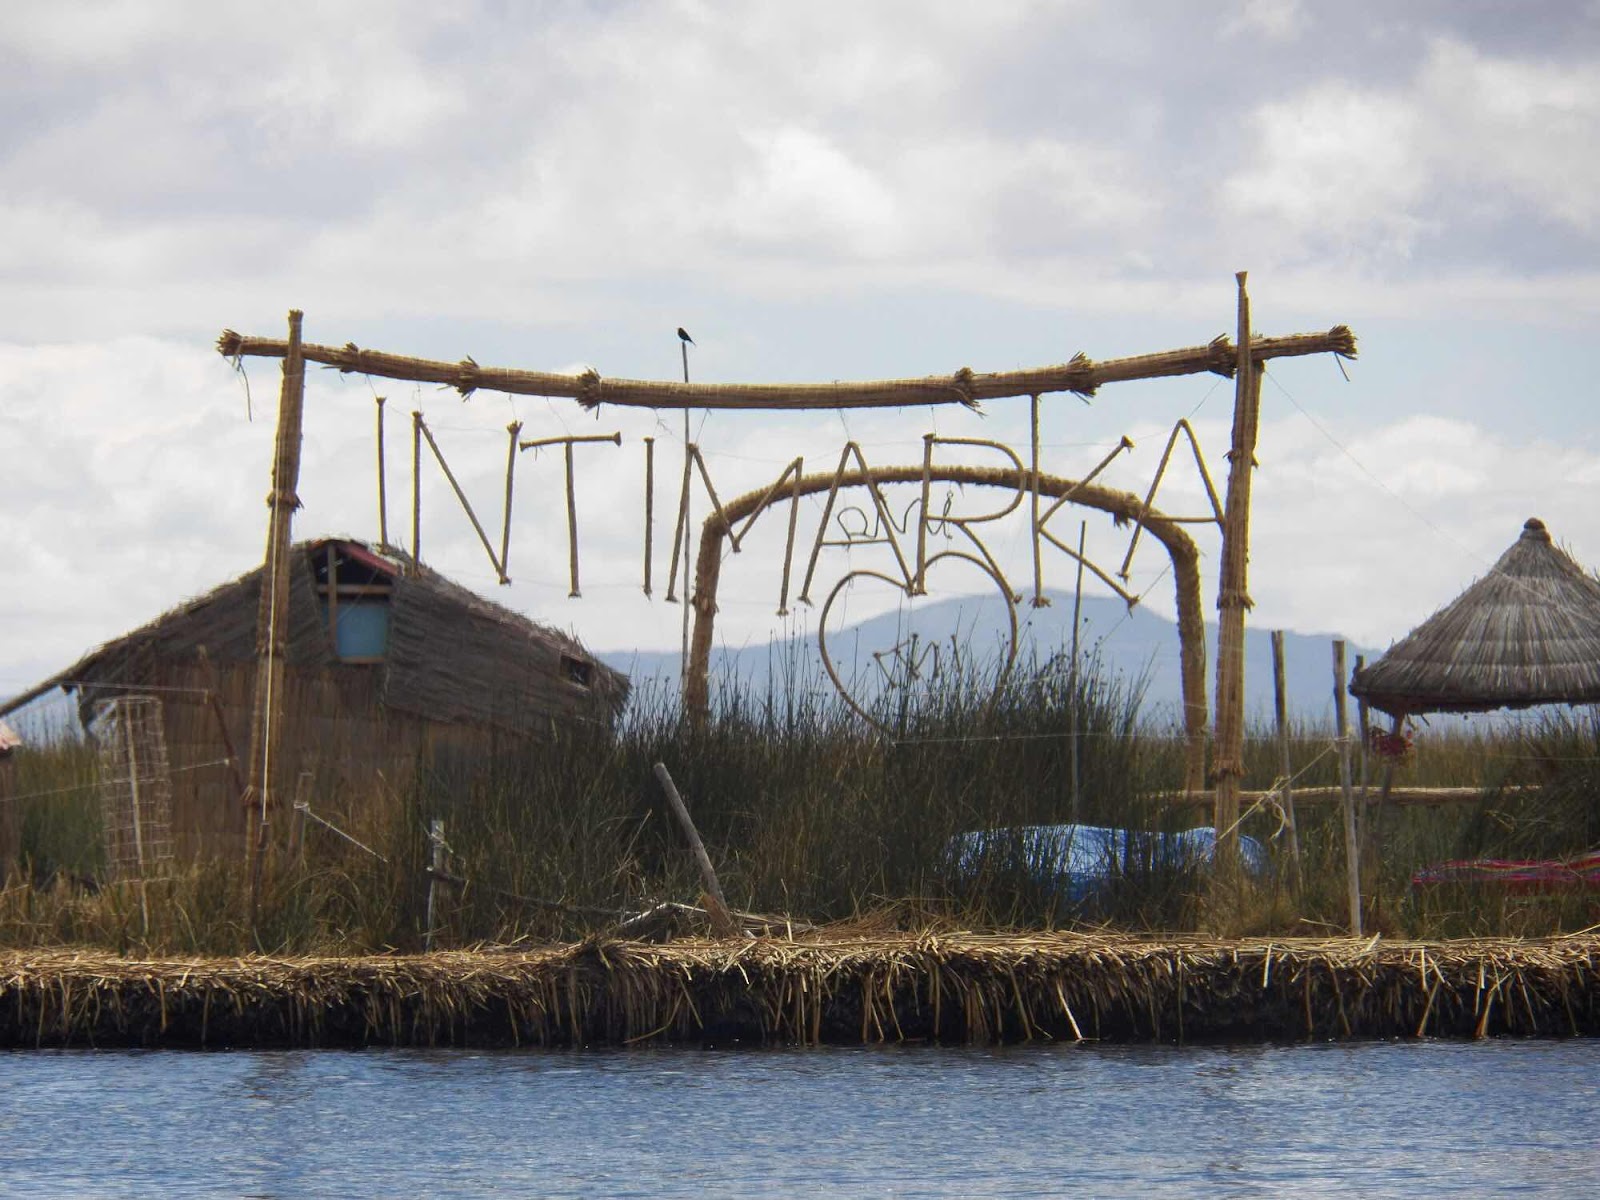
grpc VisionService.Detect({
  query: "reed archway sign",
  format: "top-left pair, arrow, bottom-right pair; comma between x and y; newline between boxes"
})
221,274 -> 1356,863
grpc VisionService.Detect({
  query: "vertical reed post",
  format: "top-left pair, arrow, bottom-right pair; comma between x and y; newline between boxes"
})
1355,654 -> 1371,841
375,396 -> 389,549
564,439 -> 581,596
1372,711 -> 1404,928
245,308 -> 306,922
1031,393 -> 1046,606
1355,655 -> 1375,920
411,410 -> 423,568
289,771 -> 311,866
424,817 -> 446,953
1069,519 -> 1086,823
122,707 -> 151,935
653,762 -> 737,937
500,420 -> 521,581
684,524 -> 723,728
1212,271 -> 1261,883
1271,630 -> 1301,887
680,394 -> 692,697
1334,639 -> 1362,936
643,436 -> 655,596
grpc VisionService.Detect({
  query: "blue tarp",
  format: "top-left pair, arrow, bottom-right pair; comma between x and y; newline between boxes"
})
947,822 -> 1268,901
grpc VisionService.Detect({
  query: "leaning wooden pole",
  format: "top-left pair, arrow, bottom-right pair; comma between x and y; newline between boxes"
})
1212,272 -> 1261,883
653,762 -> 737,937
244,309 -> 306,914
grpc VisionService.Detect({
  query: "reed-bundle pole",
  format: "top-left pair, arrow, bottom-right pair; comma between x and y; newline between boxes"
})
215,328 -> 1356,412
244,309 -> 306,893
1212,273 -> 1260,881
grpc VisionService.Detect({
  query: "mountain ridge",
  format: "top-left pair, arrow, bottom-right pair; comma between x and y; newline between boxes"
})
599,590 -> 1382,724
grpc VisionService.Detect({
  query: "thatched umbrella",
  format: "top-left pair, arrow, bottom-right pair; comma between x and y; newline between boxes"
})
1351,518 -> 1600,717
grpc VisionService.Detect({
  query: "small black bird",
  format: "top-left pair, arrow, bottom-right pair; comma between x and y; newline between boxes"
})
677,327 -> 695,346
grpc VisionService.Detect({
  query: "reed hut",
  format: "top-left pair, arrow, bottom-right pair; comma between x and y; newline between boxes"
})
1350,518 -> 1600,717
0,539 -> 628,859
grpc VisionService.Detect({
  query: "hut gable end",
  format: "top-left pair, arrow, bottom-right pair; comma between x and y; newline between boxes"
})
382,563 -> 625,731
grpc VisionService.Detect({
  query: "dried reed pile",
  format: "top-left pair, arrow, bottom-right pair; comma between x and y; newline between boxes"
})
4,931 -> 1595,1049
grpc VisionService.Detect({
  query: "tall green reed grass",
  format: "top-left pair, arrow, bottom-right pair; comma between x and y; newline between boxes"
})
3,654 -> 1599,953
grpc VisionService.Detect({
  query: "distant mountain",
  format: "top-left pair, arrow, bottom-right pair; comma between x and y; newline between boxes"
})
599,590 -> 1382,725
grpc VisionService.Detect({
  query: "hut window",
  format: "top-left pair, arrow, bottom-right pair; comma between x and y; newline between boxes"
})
315,544 -> 394,663
560,654 -> 594,689
329,601 -> 389,660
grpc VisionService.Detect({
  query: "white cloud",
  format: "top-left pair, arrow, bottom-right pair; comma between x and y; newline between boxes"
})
1250,413 -> 1600,645
4,2 -> 1600,707
1223,0 -> 1307,41
724,127 -> 902,255
1219,35 -> 1600,272
1417,37 -> 1600,232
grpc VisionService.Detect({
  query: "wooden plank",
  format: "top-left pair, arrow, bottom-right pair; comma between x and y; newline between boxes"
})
314,583 -> 394,597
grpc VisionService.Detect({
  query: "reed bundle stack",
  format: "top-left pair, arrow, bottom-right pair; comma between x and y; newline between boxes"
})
3,932 -> 1595,1049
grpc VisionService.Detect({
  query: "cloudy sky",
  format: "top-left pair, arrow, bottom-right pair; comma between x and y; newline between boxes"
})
2,0 -> 1598,705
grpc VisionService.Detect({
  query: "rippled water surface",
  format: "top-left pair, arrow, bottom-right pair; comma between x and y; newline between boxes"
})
3,1039 -> 1597,1197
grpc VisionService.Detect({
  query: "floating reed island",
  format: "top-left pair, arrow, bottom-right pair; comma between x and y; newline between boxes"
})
4,932 -> 1598,1049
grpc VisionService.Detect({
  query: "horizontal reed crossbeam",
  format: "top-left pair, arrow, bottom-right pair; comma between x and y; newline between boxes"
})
1162,786 -> 1538,808
216,328 -> 1357,412
2,931 -> 1590,1049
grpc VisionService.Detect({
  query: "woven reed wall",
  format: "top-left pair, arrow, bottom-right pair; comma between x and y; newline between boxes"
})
132,662 -> 424,860
20,541 -> 628,863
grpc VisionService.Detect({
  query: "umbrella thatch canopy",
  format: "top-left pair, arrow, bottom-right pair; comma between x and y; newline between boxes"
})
1350,518 -> 1600,717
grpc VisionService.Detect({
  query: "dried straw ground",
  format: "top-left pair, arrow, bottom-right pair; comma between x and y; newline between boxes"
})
3,931 -> 1596,1048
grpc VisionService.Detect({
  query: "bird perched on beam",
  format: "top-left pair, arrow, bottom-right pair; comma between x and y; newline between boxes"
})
677,327 -> 695,346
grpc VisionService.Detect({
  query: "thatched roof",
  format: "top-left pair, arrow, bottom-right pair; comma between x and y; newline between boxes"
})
0,539 -> 629,733
1350,518 -> 1600,716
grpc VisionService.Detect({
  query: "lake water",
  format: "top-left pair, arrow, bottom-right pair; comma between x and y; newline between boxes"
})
2,1040 -> 1597,1197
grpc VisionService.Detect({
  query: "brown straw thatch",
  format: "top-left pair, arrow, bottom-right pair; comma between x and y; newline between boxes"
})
2,932 -> 1596,1048
1351,518 -> 1600,716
